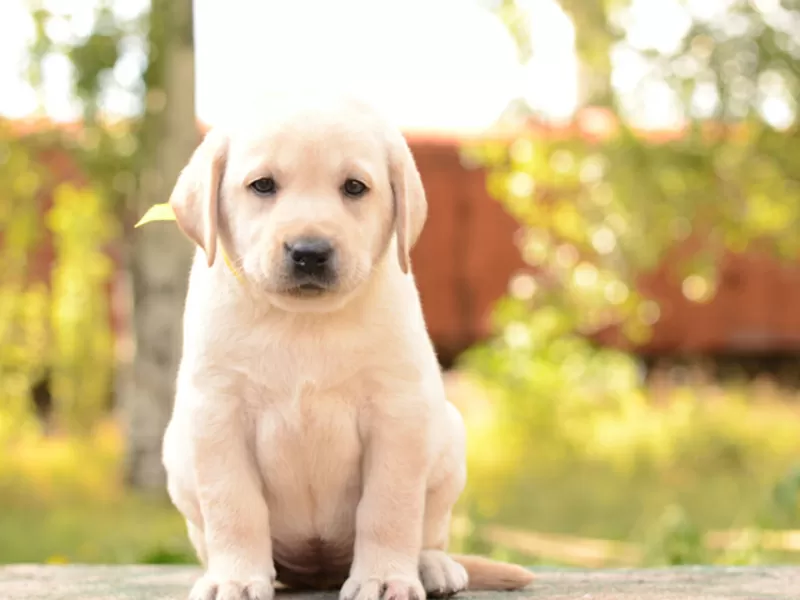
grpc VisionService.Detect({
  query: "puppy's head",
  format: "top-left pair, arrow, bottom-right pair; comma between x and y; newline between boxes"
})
169,93 -> 427,312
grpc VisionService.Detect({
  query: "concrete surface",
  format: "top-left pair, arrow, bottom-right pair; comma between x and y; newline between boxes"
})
0,564 -> 798,599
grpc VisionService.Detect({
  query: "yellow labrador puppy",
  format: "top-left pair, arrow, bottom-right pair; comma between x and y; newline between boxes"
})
161,91 -> 534,600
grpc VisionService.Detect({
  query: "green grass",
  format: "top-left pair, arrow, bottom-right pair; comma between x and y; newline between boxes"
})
0,420 -> 196,565
0,496 -> 195,564
450,374 -> 800,567
487,467 -> 790,540
453,462 -> 800,566
0,384 -> 798,567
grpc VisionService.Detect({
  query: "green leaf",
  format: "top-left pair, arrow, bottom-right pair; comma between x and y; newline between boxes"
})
134,203 -> 176,228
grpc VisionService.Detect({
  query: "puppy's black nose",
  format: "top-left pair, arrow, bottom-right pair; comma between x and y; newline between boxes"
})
285,238 -> 333,277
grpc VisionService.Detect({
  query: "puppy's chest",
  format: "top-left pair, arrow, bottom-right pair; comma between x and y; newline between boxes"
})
248,383 -> 364,517
239,334 -> 368,392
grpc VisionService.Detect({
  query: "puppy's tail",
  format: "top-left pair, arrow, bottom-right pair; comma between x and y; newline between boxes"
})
451,554 -> 535,591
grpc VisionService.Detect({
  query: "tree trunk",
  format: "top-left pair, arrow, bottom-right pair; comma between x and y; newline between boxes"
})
122,0 -> 198,492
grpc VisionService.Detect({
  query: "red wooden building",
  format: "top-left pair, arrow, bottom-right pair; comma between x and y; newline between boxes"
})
406,134 -> 800,367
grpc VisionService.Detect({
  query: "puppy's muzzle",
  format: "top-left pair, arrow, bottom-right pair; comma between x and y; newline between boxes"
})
284,237 -> 336,288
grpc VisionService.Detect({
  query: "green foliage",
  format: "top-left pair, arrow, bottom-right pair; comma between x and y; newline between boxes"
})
137,545 -> 198,565
24,0 -> 145,203
0,1 -> 152,435
456,0 -> 800,567
480,0 -> 534,61
48,184 -> 117,432
465,0 -> 800,457
0,125 -> 48,435
644,505 -> 710,566
770,466 -> 800,527
0,123 -> 116,435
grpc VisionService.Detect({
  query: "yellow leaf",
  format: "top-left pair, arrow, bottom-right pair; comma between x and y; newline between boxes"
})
135,203 -> 176,228
46,555 -> 69,565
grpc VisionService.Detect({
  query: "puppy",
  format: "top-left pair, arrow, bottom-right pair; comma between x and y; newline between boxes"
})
161,91 -> 534,600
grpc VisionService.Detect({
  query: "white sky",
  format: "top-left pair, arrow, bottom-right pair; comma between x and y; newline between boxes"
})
2,0 -> 776,132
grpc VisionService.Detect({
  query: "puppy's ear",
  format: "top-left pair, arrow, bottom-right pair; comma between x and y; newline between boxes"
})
387,130 -> 427,274
169,128 -> 228,267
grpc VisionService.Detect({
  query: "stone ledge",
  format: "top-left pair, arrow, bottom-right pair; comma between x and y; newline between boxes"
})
1,564 -> 798,600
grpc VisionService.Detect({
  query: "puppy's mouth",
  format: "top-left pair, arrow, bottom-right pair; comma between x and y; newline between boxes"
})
288,282 -> 328,296
281,276 -> 337,297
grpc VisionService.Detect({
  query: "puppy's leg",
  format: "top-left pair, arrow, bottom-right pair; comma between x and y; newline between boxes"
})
164,442 -> 208,568
340,399 -> 429,600
419,403 -> 468,598
419,403 -> 535,593
183,390 -> 275,600
187,521 -> 208,567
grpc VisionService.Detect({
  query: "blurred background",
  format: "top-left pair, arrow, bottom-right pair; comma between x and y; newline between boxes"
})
1,0 -> 799,569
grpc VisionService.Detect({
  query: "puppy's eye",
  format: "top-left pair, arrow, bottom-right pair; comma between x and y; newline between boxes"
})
342,178 -> 368,198
249,177 -> 278,196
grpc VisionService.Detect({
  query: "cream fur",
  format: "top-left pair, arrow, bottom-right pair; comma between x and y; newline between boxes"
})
161,91 -> 534,600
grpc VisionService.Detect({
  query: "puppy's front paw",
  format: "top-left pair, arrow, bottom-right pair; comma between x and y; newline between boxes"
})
189,574 -> 274,600
419,550 -> 468,597
340,574 -> 425,600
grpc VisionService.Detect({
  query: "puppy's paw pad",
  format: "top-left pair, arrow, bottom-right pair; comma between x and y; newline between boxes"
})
340,575 -> 425,600
419,551 -> 468,597
189,575 -> 274,600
